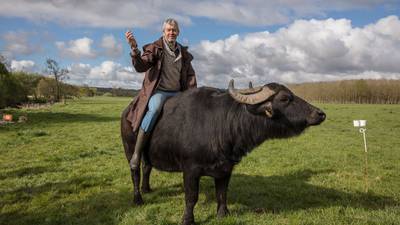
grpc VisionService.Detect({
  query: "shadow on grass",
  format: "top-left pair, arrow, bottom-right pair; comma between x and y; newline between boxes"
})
0,175 -> 132,225
30,111 -> 119,124
118,169 -> 399,224
147,182 -> 183,202
2,169 -> 398,225
201,169 -> 399,214
0,165 -> 59,180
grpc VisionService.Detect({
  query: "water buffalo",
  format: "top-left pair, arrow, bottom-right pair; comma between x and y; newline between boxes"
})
121,80 -> 326,225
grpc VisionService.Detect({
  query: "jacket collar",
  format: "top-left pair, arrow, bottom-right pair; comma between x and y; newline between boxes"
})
154,37 -> 188,50
154,37 -> 164,49
154,37 -> 192,61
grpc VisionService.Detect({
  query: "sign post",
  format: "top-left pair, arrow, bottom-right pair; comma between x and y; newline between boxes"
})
353,120 -> 368,192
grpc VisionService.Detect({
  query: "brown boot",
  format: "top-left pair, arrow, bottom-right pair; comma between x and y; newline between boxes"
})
130,128 -> 149,170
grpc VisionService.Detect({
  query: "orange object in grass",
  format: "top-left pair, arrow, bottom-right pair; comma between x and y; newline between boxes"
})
3,114 -> 13,121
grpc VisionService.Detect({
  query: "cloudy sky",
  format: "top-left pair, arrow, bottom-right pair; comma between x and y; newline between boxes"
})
1,0 -> 399,89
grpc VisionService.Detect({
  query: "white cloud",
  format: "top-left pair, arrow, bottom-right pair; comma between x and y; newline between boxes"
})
11,60 -> 36,72
0,0 -> 397,28
56,37 -> 95,59
89,61 -> 119,80
55,35 -> 123,60
67,63 -> 91,81
100,34 -> 123,58
191,15 -> 400,88
67,61 -> 143,88
1,31 -> 41,56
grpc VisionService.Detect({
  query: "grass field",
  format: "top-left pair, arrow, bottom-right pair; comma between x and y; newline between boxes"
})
1,97 -> 399,225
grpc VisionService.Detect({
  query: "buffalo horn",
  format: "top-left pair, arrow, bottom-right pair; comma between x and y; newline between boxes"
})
228,79 -> 275,105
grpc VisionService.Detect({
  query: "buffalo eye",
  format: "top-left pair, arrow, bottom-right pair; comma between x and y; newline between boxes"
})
280,97 -> 289,102
279,95 -> 291,104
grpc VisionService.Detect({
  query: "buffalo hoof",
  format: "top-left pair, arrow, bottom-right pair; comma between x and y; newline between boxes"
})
217,207 -> 229,217
181,219 -> 195,225
141,187 -> 152,193
133,194 -> 144,205
182,217 -> 196,225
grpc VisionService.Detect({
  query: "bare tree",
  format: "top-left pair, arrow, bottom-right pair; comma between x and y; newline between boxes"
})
45,58 -> 69,102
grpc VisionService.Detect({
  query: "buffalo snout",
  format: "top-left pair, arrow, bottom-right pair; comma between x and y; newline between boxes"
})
307,108 -> 326,126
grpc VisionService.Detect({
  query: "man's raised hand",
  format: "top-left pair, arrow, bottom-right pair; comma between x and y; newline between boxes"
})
125,30 -> 138,49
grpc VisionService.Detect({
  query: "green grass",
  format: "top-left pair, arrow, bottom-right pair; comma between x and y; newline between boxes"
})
1,97 -> 399,225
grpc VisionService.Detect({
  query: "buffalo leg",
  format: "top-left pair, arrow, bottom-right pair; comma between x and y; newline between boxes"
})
214,174 -> 231,217
141,159 -> 152,193
182,172 -> 200,225
131,167 -> 144,205
123,137 -> 144,205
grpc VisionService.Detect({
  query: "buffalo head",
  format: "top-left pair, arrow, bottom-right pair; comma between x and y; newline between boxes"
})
228,79 -> 326,130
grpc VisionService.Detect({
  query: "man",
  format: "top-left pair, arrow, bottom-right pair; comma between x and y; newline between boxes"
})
125,18 -> 197,170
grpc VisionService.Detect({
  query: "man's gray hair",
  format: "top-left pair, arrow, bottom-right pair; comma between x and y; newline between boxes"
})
162,18 -> 180,33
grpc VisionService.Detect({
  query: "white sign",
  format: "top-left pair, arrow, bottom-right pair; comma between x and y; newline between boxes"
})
353,120 -> 367,127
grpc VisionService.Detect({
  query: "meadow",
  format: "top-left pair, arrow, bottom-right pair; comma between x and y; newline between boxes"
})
0,97 -> 399,225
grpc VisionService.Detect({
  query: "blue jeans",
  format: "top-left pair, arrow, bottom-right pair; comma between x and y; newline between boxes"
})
140,90 -> 179,133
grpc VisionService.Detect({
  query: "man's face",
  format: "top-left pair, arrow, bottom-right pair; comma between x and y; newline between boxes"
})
163,23 -> 179,43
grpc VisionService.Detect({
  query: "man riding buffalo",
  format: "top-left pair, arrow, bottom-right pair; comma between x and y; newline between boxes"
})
124,18 -> 197,170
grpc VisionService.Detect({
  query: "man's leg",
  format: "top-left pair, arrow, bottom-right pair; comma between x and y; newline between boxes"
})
140,91 -> 169,133
130,91 -> 177,170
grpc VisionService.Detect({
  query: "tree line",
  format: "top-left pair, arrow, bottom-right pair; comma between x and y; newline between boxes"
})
289,79 -> 400,104
0,56 -> 135,109
2,55 -> 400,108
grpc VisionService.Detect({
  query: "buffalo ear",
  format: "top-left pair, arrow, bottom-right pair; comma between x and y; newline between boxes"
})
264,101 -> 273,118
245,100 -> 274,117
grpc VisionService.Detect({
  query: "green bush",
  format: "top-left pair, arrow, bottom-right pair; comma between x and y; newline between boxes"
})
0,60 -> 8,75
30,97 -> 48,104
0,61 -> 9,108
0,73 -> 27,109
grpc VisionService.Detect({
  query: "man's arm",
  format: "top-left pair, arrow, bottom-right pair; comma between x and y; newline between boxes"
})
125,30 -> 156,73
130,45 -> 157,73
186,63 -> 197,89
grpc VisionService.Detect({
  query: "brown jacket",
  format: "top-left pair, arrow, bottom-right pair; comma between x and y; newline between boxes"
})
126,37 -> 197,132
